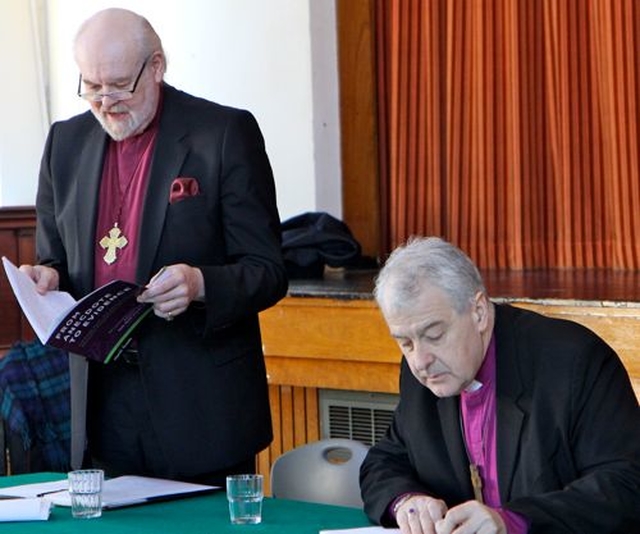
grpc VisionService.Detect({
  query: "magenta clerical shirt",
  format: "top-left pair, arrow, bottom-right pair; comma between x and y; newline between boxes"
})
94,106 -> 161,288
460,335 -> 529,533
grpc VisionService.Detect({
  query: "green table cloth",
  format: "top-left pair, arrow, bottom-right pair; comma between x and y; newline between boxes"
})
1,473 -> 373,533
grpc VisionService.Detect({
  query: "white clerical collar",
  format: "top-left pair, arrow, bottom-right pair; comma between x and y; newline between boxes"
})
464,379 -> 483,393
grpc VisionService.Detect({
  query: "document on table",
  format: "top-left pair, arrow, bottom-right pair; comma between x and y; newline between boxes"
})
0,479 -> 68,498
0,498 -> 52,522
46,475 -> 219,509
0,476 -> 218,510
320,528 -> 400,534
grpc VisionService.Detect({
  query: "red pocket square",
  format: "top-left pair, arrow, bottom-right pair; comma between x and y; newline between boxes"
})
170,177 -> 200,204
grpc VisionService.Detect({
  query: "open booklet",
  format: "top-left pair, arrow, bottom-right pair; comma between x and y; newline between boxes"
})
0,475 -> 218,510
2,256 -> 153,364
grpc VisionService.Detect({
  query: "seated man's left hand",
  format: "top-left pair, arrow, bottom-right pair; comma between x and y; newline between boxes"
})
435,501 -> 506,534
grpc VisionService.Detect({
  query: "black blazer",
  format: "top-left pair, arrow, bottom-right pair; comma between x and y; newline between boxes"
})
35,85 -> 288,477
360,304 -> 640,533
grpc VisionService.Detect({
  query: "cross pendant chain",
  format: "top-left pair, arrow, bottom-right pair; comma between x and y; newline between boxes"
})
99,222 -> 128,264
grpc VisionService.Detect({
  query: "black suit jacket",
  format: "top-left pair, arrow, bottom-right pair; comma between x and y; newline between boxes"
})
360,304 -> 640,533
35,85 -> 288,477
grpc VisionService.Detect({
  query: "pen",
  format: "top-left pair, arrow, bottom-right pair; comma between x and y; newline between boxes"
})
147,266 -> 168,287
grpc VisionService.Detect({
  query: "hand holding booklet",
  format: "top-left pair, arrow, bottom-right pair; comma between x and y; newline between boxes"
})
2,256 -> 152,364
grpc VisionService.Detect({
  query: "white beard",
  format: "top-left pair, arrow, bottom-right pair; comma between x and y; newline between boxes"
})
92,100 -> 156,141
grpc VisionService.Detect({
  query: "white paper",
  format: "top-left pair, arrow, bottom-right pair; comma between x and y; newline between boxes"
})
0,498 -> 52,522
2,256 -> 76,342
46,475 -> 218,509
0,479 -> 68,498
319,528 -> 400,534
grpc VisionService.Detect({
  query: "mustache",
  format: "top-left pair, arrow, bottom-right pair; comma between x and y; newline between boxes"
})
414,362 -> 448,379
103,105 -> 129,114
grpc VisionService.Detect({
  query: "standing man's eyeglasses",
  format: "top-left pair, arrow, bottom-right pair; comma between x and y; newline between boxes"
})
77,55 -> 152,102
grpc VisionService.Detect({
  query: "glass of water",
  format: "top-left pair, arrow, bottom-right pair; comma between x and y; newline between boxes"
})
68,469 -> 103,519
226,474 -> 264,524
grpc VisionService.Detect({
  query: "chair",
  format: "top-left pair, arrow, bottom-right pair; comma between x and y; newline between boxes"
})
270,438 -> 369,508
0,340 -> 71,474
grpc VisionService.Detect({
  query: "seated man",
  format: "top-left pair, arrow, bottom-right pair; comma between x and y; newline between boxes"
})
360,236 -> 640,534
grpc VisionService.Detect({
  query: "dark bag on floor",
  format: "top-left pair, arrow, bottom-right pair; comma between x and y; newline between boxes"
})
281,212 -> 362,278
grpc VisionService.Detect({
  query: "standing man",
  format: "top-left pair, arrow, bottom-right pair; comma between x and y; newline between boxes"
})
361,237 -> 640,533
20,8 -> 287,485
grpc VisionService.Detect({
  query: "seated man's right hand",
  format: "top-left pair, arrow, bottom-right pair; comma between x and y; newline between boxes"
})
19,264 -> 59,294
396,494 -> 448,534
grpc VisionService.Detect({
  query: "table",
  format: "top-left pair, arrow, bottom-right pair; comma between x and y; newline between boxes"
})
1,473 -> 373,533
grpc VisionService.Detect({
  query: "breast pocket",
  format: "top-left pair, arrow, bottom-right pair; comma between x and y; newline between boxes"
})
161,197 -> 221,262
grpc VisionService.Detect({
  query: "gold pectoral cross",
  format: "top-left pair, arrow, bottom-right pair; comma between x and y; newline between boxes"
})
470,464 -> 484,504
99,223 -> 128,264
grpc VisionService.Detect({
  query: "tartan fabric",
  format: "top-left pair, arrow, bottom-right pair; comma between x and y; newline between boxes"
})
0,339 -> 70,472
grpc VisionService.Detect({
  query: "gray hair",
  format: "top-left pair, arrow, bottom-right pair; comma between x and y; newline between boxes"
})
374,236 -> 486,315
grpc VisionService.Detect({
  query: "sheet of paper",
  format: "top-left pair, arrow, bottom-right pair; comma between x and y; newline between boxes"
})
46,475 -> 218,509
0,498 -> 52,522
2,256 -> 75,342
0,479 -> 68,498
319,528 -> 400,534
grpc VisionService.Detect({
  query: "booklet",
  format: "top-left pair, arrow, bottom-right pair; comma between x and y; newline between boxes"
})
2,256 -> 153,364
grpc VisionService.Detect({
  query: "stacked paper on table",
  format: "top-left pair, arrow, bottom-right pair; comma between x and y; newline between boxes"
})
0,498 -> 52,522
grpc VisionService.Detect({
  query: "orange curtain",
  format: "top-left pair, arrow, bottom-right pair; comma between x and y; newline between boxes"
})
375,0 -> 640,269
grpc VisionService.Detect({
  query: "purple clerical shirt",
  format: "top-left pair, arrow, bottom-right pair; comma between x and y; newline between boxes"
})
94,100 -> 162,288
460,335 -> 529,533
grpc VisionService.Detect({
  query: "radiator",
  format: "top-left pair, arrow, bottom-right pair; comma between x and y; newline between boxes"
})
319,389 -> 399,446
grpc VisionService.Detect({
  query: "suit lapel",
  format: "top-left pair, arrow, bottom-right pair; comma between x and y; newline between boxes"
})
438,396 -> 474,497
497,392 -> 525,500
494,305 -> 526,501
437,305 -> 527,504
75,125 -> 109,294
136,87 -> 189,282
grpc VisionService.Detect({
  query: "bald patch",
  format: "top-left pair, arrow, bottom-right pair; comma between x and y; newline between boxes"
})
74,8 -> 156,66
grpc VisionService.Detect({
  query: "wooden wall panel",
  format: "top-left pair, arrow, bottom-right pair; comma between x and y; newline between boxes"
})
257,384 -> 320,496
337,0 -> 382,259
0,207 -> 37,353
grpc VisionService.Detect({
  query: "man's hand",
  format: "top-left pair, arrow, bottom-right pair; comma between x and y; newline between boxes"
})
137,264 -> 205,321
18,264 -> 59,294
435,501 -> 506,534
396,494 -> 448,534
